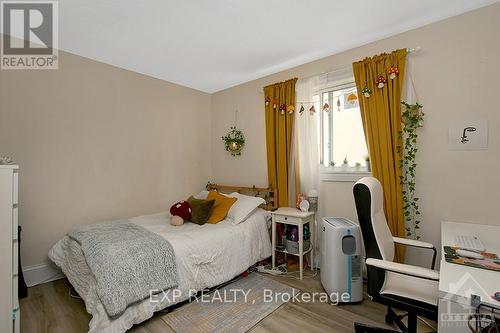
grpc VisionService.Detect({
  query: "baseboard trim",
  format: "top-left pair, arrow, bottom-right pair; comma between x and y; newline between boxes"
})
23,262 -> 65,287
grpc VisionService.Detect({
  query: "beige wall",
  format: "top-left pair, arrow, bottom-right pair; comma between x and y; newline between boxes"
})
1,4 -> 499,269
211,4 -> 500,266
0,45 -> 212,266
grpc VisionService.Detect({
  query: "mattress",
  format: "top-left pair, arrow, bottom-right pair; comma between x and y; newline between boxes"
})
48,209 -> 272,333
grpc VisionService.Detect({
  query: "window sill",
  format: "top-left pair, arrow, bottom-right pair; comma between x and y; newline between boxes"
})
320,167 -> 371,182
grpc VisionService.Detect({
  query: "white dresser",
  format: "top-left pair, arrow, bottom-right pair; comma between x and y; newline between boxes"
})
0,165 -> 20,333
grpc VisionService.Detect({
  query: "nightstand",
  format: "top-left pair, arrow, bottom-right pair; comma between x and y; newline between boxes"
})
271,207 -> 314,280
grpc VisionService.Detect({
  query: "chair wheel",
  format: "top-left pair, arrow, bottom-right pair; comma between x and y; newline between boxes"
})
385,313 -> 394,324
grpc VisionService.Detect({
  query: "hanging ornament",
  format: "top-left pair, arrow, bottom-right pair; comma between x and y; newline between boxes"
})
222,127 -> 245,156
346,92 -> 358,105
337,98 -> 341,111
299,104 -> 305,115
279,104 -> 286,115
388,66 -> 399,79
376,75 -> 387,89
265,96 -> 271,106
287,105 -> 295,114
222,109 -> 245,156
362,86 -> 372,98
323,102 -> 330,112
309,105 -> 316,114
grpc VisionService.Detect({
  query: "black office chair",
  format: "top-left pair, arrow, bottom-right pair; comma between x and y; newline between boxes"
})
353,177 -> 439,333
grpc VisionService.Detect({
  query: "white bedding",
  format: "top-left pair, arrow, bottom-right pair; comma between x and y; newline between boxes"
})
48,209 -> 272,333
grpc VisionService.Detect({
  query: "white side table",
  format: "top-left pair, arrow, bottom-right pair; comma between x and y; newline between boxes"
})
271,207 -> 314,280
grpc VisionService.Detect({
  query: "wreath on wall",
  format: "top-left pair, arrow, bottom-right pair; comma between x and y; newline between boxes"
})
222,126 -> 245,156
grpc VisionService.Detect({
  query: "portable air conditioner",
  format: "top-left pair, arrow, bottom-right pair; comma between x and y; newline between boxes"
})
320,217 -> 363,303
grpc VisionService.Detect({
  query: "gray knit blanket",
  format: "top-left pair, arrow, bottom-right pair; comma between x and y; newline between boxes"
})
68,220 -> 178,317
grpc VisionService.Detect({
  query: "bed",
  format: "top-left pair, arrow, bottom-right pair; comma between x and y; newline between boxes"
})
48,184 -> 276,333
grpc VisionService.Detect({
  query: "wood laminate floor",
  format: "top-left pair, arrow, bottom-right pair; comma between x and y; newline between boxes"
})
20,272 -> 436,333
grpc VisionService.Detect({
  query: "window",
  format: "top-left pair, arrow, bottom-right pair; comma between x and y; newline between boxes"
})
318,80 -> 368,171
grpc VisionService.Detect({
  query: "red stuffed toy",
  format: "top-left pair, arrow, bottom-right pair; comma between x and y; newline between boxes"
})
170,200 -> 192,226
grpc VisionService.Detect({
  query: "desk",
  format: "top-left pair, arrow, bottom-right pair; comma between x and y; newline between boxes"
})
439,221 -> 500,332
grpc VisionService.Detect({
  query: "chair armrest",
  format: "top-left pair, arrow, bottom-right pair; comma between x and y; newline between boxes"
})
393,237 -> 434,249
392,237 -> 437,269
366,258 -> 439,281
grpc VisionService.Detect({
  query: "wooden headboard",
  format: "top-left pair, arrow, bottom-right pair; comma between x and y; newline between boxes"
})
206,182 -> 278,210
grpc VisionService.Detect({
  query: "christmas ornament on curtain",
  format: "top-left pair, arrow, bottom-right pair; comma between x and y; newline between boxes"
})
279,104 -> 286,115
299,104 -> 305,115
287,105 -> 295,114
265,96 -> 271,106
309,105 -> 316,114
337,99 -> 341,111
362,86 -> 372,98
376,75 -> 387,88
388,67 -> 399,79
323,102 -> 330,112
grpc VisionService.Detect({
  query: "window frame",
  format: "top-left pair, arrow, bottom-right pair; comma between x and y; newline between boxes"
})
317,79 -> 371,181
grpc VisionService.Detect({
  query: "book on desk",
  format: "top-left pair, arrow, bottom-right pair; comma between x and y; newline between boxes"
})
444,246 -> 500,273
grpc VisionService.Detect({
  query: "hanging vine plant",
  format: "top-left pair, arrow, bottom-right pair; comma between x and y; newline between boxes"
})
222,126 -> 245,156
398,101 -> 424,240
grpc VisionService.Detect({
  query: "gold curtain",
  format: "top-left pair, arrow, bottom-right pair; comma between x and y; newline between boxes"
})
264,78 -> 298,207
352,49 -> 407,263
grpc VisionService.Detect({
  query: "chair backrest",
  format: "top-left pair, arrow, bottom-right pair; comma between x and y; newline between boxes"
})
353,177 -> 394,262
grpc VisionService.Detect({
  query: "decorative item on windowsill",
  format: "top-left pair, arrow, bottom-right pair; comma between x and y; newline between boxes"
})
299,104 -> 305,115
265,96 -> 271,106
287,105 -> 295,114
388,66 -> 399,79
322,102 -> 330,112
273,101 -> 277,110
364,154 -> 371,172
222,109 -> 245,156
376,75 -> 387,88
362,86 -> 372,98
309,105 -> 316,115
279,104 -> 286,115
355,162 -> 361,171
342,156 -> 349,170
0,156 -> 13,165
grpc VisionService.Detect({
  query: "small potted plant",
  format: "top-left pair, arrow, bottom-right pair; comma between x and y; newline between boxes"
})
342,157 -> 349,170
364,155 -> 371,172
355,162 -> 361,171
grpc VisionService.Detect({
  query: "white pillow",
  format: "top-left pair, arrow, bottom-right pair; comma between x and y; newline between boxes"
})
228,192 -> 266,225
193,190 -> 209,199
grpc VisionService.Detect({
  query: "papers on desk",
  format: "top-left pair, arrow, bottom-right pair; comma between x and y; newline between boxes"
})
444,246 -> 500,272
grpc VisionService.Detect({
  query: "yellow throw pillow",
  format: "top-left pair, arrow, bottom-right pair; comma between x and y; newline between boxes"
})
207,191 -> 237,224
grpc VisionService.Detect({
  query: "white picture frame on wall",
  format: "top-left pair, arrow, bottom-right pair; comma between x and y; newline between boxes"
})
448,119 -> 488,150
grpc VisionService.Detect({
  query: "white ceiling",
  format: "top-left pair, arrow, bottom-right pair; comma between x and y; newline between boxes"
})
54,1 -> 500,92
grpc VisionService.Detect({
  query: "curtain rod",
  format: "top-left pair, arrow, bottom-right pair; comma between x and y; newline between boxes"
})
260,47 -> 421,92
